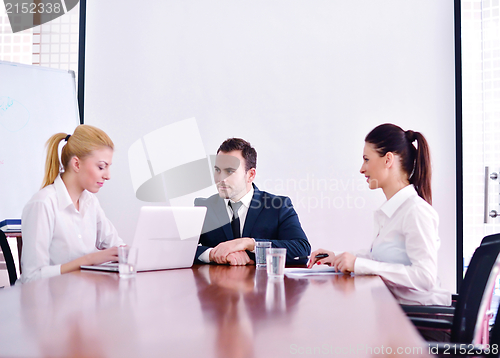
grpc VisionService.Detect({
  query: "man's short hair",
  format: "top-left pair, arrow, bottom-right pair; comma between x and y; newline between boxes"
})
217,138 -> 257,172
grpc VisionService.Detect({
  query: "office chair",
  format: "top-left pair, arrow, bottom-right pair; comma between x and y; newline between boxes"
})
0,230 -> 17,286
408,240 -> 500,346
481,233 -> 500,246
403,233 -> 500,317
428,300 -> 500,357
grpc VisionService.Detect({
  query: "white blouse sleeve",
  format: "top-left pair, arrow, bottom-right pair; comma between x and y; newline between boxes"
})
94,198 -> 124,249
354,204 -> 439,291
20,200 -> 61,283
351,248 -> 372,259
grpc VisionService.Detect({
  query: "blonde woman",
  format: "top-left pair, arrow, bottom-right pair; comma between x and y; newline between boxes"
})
19,125 -> 123,283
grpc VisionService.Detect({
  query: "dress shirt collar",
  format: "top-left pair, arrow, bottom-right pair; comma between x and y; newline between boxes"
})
54,174 -> 91,212
54,174 -> 74,211
224,186 -> 254,212
378,184 -> 418,218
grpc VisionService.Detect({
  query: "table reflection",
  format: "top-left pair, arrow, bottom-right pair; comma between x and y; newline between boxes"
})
20,271 -> 138,357
192,265 -> 308,358
0,265 -> 430,358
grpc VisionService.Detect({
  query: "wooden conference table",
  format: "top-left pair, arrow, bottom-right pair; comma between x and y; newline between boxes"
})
0,265 -> 431,358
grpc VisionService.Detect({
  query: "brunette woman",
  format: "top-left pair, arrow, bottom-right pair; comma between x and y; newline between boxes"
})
309,123 -> 450,306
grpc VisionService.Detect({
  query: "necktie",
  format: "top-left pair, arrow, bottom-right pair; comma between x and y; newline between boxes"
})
229,201 -> 243,239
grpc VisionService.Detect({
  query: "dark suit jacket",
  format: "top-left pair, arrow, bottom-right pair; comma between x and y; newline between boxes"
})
194,184 -> 311,264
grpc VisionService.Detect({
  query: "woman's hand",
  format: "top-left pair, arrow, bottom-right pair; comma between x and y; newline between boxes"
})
86,246 -> 119,266
331,252 -> 356,274
61,246 -> 120,274
307,249 -> 336,268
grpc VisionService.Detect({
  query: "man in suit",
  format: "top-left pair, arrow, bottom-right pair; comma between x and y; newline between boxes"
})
194,138 -> 310,265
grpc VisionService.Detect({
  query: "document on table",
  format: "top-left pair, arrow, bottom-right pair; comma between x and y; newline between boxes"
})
284,265 -> 345,278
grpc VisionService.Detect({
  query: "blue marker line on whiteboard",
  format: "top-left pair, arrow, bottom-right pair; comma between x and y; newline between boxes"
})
0,96 -> 30,132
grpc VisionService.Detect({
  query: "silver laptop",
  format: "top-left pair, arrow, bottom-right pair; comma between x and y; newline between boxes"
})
81,206 -> 207,272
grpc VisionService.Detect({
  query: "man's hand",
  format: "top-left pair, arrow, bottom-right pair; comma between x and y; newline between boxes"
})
209,238 -> 255,264
226,251 -> 254,266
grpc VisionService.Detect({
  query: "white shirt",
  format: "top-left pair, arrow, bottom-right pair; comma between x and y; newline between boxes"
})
354,185 -> 451,306
19,175 -> 123,283
198,187 -> 255,263
223,187 -> 254,236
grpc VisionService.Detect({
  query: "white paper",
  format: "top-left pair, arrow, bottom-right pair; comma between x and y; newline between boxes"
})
284,266 -> 347,278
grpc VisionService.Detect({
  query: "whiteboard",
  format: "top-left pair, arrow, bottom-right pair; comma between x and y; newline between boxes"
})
0,61 -> 79,220
84,0 -> 457,291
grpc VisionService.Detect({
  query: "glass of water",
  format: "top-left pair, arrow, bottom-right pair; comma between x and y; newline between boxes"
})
266,248 -> 287,278
255,241 -> 272,268
118,246 -> 139,278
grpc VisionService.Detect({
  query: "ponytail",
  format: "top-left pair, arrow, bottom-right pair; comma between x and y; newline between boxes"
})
41,125 -> 114,188
365,123 -> 432,205
408,131 -> 432,205
41,133 -> 68,188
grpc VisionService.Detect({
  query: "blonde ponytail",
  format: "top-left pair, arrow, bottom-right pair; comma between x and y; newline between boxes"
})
41,125 -> 114,188
41,133 -> 67,188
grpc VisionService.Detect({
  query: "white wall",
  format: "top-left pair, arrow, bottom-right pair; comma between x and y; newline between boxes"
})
84,0 -> 457,292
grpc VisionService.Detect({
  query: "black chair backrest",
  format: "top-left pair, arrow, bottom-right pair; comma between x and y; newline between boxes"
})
481,233 -> 500,246
452,240 -> 500,343
0,230 -> 17,286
